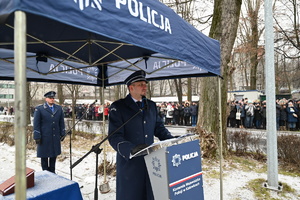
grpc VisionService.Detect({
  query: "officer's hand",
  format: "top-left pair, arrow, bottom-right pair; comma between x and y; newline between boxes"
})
131,144 -> 149,155
35,139 -> 41,145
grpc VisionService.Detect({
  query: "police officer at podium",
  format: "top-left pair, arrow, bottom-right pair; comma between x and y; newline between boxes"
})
108,70 -> 175,200
33,91 -> 66,173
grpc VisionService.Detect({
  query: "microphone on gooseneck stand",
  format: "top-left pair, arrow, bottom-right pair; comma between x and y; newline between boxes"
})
142,96 -> 148,110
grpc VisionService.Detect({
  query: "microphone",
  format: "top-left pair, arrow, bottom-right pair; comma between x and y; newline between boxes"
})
142,96 -> 148,110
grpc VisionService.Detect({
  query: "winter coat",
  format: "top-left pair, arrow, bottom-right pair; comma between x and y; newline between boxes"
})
245,104 -> 255,117
229,104 -> 237,118
33,103 -> 66,158
286,106 -> 298,123
183,106 -> 191,117
108,94 -> 173,200
254,106 -> 263,121
280,106 -> 287,121
190,104 -> 198,116
166,104 -> 174,118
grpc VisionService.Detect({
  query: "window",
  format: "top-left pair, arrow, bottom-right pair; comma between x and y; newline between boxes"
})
0,84 -> 15,89
0,94 -> 14,99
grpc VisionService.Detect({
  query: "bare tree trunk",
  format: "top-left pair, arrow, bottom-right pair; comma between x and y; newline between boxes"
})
198,0 -> 242,156
246,0 -> 261,90
57,83 -> 64,105
174,79 -> 183,104
65,84 -> 80,139
187,78 -> 192,102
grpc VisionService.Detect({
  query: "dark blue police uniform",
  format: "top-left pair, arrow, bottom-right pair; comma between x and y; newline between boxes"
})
108,94 -> 173,200
33,91 -> 66,173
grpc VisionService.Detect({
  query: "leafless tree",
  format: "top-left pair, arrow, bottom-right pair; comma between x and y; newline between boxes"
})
273,0 -> 300,92
198,0 -> 242,155
65,84 -> 81,139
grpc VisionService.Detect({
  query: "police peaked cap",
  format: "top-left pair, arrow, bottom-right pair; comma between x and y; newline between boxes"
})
44,91 -> 56,98
124,70 -> 148,86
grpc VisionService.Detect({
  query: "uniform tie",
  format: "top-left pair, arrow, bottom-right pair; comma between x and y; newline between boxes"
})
50,106 -> 54,113
136,101 -> 142,108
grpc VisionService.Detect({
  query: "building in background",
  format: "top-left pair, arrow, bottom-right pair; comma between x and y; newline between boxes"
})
0,81 -> 14,107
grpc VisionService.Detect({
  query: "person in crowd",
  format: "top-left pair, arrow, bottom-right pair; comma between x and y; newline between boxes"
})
244,100 -> 255,128
165,102 -> 174,125
108,70 -> 175,200
62,104 -> 69,118
33,91 -> 67,173
260,101 -> 266,129
275,100 -> 281,130
296,99 -> 300,130
76,104 -> 84,120
183,102 -> 191,126
190,102 -> 198,127
9,106 -> 14,115
173,103 -> 180,125
92,104 -> 97,120
235,101 -> 243,128
239,100 -> 246,128
286,100 -> 298,131
104,103 -> 110,121
98,104 -> 104,121
253,102 -> 262,129
228,101 -> 237,128
3,106 -> 8,115
279,102 -> 287,131
157,103 -> 165,123
87,103 -> 94,120
178,102 -> 185,125
68,105 -> 73,118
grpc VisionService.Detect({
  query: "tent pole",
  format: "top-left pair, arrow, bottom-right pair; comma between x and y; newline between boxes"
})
217,76 -> 223,200
100,65 -> 110,194
14,11 -> 27,200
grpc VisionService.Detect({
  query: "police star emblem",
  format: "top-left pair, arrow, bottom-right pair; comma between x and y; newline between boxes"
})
172,154 -> 181,167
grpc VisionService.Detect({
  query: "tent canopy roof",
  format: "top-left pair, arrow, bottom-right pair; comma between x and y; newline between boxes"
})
0,0 -> 220,86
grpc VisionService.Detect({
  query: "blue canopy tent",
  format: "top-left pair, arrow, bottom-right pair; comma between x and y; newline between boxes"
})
0,48 -> 100,85
0,0 -> 220,199
0,49 -> 218,86
0,0 -> 220,85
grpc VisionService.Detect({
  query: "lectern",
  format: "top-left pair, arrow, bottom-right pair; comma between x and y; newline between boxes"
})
132,135 -> 204,200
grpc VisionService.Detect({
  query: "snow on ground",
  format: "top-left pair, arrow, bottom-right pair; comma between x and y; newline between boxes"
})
1,141 -> 300,200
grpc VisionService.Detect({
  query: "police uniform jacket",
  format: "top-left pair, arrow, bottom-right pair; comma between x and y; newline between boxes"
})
108,94 -> 173,200
33,103 -> 66,158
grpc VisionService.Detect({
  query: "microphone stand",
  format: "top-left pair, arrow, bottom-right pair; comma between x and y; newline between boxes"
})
71,106 -> 146,200
62,100 -> 97,180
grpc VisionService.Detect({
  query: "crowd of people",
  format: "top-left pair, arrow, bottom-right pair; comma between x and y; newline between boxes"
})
61,102 -> 111,121
6,96 -> 300,132
227,98 -> 300,131
156,101 -> 199,126
0,106 -> 14,115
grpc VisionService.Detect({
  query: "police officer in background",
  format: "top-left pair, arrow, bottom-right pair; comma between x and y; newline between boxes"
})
33,91 -> 66,173
108,70 -> 175,200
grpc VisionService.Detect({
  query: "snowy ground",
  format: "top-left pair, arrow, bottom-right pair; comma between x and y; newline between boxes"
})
1,137 -> 300,200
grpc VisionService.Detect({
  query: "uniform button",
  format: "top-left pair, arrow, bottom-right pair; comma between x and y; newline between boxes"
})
145,135 -> 148,138
51,115 -> 54,117
53,122 -> 55,124
144,121 -> 146,124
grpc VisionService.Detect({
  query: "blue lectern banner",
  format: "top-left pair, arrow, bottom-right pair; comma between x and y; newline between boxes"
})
167,140 -> 204,200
